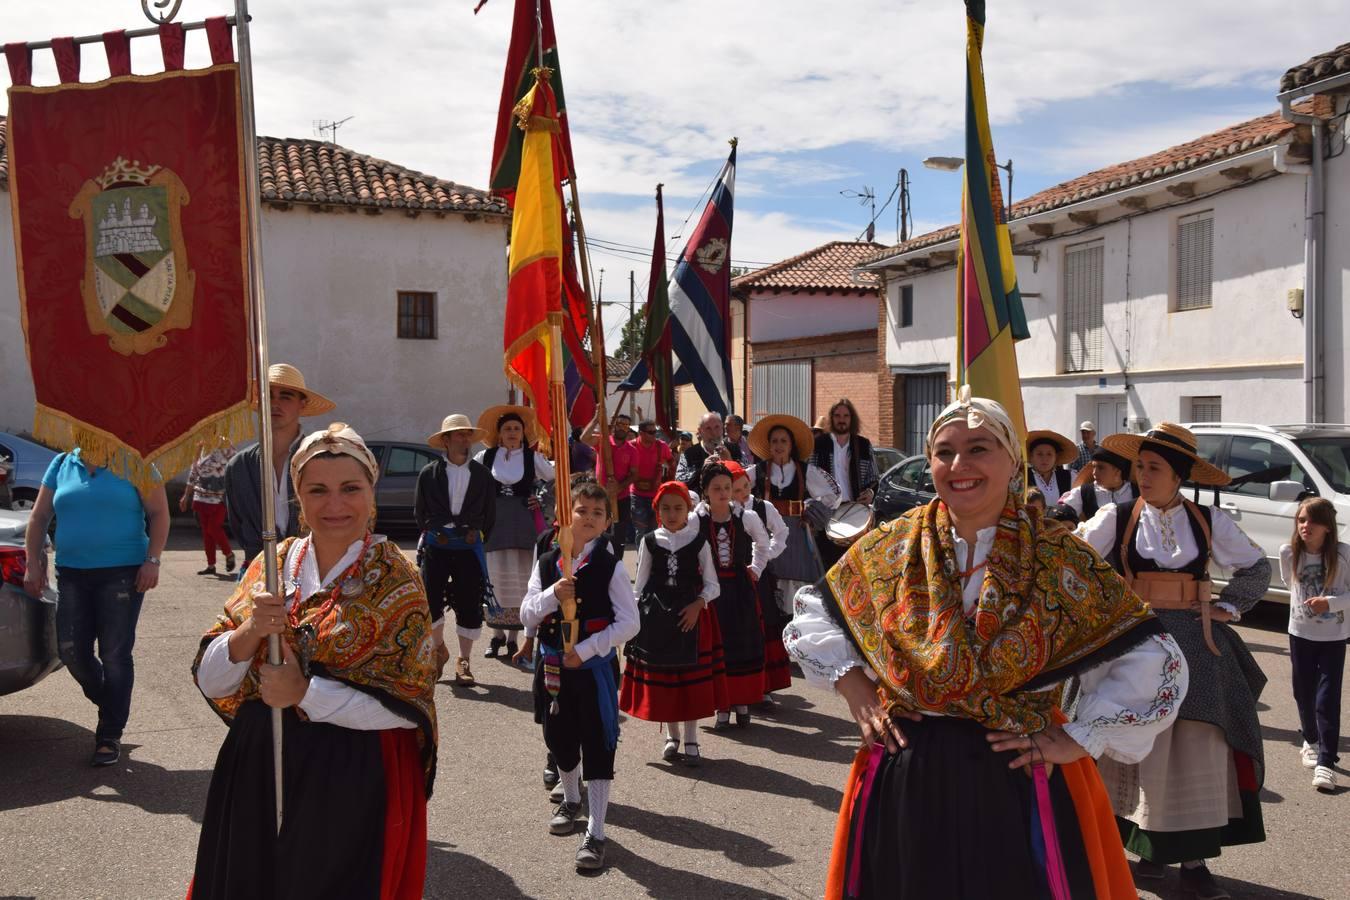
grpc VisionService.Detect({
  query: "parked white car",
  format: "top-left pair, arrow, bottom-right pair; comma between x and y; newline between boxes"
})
1186,423 -> 1350,603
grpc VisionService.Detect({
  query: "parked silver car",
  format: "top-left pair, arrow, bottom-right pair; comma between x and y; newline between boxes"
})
366,441 -> 445,534
0,506 -> 61,696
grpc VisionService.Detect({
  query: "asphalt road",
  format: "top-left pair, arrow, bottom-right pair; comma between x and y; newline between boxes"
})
0,524 -> 1346,900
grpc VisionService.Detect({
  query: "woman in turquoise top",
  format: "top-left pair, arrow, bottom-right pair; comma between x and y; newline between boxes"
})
23,448 -> 169,767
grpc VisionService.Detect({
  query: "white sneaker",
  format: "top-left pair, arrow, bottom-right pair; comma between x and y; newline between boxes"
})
1312,765 -> 1336,792
1300,742 -> 1318,768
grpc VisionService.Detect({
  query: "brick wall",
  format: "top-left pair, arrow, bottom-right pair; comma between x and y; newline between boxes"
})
875,282 -> 896,448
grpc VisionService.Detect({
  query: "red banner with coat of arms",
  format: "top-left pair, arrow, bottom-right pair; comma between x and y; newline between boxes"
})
6,24 -> 253,491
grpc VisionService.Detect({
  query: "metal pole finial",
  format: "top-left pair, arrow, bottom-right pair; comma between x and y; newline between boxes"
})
141,0 -> 184,24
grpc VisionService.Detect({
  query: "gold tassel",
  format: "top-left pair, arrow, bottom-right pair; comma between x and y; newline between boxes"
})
32,401 -> 257,497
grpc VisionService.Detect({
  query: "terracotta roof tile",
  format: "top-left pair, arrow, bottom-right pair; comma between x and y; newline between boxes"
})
0,117 -> 506,216
1281,42 -> 1350,93
867,109 -> 1300,262
732,240 -> 885,292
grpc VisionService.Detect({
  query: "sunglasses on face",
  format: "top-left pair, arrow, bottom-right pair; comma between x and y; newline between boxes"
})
640,428 -> 657,435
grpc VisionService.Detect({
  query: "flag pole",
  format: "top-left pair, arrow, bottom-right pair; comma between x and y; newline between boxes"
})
568,184 -> 618,518
233,0 -> 285,833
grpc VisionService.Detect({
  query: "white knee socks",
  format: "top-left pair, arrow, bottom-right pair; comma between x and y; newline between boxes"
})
587,778 -> 611,839
682,720 -> 699,744
560,764 -> 582,805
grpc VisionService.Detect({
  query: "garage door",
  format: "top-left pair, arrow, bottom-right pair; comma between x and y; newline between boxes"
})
904,374 -> 947,456
752,361 -> 811,422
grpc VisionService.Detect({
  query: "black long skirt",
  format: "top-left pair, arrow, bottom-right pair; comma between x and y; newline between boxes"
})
844,716 -> 1097,900
191,701 -> 387,900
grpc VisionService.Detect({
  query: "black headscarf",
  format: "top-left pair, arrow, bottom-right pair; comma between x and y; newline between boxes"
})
1091,447 -> 1133,481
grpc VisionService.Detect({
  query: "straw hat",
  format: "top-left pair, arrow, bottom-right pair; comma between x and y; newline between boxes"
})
476,405 -> 541,448
1025,429 -> 1077,466
267,363 -> 336,416
749,414 -> 814,462
1102,423 -> 1230,486
812,415 -> 829,432
428,414 -> 485,449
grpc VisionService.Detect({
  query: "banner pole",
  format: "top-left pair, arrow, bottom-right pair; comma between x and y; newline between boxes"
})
568,185 -> 618,519
233,0 -> 284,834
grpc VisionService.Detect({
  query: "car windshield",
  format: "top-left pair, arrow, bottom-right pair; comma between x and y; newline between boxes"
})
1295,437 -> 1350,494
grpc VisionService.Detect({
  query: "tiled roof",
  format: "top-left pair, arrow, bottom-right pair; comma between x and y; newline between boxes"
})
732,240 -> 885,292
1281,42 -> 1350,93
0,117 -> 505,216
606,355 -> 637,379
867,109 -> 1301,262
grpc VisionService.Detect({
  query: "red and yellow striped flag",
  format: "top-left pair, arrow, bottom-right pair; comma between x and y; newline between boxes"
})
956,0 -> 1030,443
502,73 -> 565,457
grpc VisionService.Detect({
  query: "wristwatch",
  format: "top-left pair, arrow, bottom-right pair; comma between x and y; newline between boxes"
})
146,556 -> 162,566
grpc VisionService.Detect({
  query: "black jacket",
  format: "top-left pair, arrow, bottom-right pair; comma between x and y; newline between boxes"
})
414,457 -> 495,538
812,433 -> 877,499
225,435 -> 304,565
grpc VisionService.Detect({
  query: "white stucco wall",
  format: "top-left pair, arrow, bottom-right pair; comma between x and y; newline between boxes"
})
0,199 -> 510,446
1323,108 -> 1350,424
747,289 -> 877,343
885,164 -> 1310,436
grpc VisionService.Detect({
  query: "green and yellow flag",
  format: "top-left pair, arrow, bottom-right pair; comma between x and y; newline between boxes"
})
956,0 -> 1029,443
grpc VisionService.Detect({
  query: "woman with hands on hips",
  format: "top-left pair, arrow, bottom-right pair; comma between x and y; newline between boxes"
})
784,387 -> 1188,900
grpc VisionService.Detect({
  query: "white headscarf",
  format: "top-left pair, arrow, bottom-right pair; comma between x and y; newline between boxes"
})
925,385 -> 1023,469
290,422 -> 380,485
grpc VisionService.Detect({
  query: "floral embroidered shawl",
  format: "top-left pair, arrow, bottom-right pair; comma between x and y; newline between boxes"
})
192,537 -> 439,791
827,494 -> 1161,733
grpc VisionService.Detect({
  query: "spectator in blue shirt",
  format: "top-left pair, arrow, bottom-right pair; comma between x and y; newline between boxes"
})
23,448 -> 169,767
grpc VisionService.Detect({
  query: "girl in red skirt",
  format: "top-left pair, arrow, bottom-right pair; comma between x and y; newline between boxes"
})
620,481 -> 726,766
696,462 -> 772,729
729,464 -> 794,703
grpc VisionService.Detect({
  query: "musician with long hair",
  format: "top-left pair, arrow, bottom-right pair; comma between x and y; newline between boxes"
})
811,398 -> 877,569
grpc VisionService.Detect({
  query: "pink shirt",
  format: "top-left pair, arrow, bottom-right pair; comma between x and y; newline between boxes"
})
628,439 -> 673,498
595,435 -> 636,486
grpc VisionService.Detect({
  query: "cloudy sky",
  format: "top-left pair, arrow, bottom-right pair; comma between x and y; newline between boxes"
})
0,1 -> 1340,338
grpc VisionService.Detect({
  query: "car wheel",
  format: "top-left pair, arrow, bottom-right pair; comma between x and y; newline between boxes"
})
11,490 -> 35,511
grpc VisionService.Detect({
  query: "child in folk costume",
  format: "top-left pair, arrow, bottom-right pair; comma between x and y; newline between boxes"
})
620,481 -> 726,767
521,480 -> 639,872
1280,497 -> 1350,792
473,405 -> 555,660
696,461 -> 772,729
729,462 -> 793,703
744,415 -> 841,702
1025,429 -> 1076,506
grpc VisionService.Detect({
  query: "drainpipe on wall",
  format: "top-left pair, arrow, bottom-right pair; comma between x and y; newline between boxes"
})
1279,73 -> 1350,423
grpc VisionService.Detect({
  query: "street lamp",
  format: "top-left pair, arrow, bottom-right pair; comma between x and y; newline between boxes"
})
923,155 -> 1014,221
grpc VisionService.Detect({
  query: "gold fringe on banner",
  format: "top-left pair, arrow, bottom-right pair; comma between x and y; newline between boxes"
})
31,400 -> 257,496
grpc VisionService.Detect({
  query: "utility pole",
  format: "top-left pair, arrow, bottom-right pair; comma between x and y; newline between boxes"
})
628,270 -> 636,419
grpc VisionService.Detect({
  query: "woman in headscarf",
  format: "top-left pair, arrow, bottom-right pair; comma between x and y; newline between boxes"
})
474,405 -> 556,660
785,388 -> 1188,900
190,423 -> 437,900
1076,423 -> 1271,899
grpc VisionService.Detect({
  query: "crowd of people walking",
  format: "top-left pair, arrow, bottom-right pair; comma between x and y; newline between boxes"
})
18,361 -> 1345,899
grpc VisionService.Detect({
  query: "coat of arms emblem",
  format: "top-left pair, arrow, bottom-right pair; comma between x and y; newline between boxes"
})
69,157 -> 195,355
696,237 -> 728,275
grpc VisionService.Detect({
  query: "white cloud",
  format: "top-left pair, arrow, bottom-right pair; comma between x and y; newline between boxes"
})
1,0 -> 1340,263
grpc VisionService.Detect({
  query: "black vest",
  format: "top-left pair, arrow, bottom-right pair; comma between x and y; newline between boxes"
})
639,530 -> 708,604
702,510 -> 752,576
754,461 -> 807,502
482,446 -> 536,498
1029,467 -> 1073,496
1113,498 -> 1213,578
535,541 -> 621,647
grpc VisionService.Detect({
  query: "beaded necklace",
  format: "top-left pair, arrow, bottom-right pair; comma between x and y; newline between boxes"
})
286,533 -> 374,629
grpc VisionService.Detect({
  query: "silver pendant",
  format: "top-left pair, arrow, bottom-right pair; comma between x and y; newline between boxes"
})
339,576 -> 363,598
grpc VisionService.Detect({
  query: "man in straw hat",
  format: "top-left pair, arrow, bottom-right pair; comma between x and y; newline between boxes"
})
1024,428 -> 1077,506
415,413 -> 496,685
1076,423 -> 1271,898
225,363 -> 336,567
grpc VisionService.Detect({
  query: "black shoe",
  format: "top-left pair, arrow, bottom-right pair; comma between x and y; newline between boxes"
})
1133,859 -> 1167,881
1178,864 -> 1230,900
575,833 -> 607,871
549,800 -> 583,835
224,554 -> 238,574
543,755 -> 560,789
735,710 -> 751,728
197,565 -> 218,576
91,740 -> 121,767
505,640 -> 519,658
483,637 -> 505,659
713,713 -> 731,731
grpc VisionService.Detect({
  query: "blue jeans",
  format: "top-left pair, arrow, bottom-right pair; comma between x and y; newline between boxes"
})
55,565 -> 145,744
630,495 -> 656,542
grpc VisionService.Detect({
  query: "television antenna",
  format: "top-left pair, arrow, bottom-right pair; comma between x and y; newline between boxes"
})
841,185 -> 876,242
313,116 -> 355,144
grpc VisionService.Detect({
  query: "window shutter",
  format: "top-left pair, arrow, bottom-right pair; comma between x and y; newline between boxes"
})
1176,212 -> 1213,311
904,374 -> 947,456
1062,240 -> 1104,373
1188,395 -> 1222,423
752,361 -> 812,422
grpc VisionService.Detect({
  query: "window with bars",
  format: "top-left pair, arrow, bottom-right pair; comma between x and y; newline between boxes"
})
1062,240 -> 1104,373
1175,211 -> 1213,311
752,361 -> 812,423
397,291 -> 436,339
1188,395 -> 1222,423
899,284 -> 914,328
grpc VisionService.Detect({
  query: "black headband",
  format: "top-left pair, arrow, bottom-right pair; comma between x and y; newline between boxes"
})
1138,439 -> 1193,481
1091,447 -> 1132,480
496,412 -> 525,432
